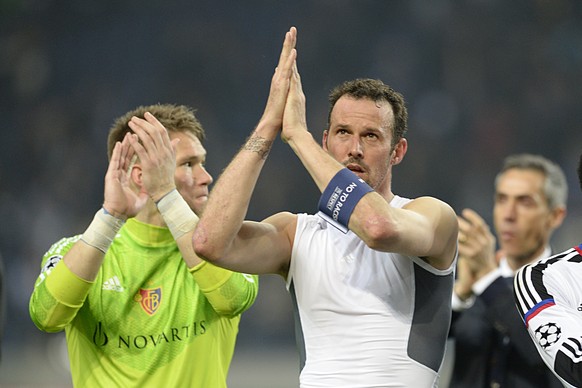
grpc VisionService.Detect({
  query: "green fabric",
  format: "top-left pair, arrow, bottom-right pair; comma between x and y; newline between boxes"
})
30,218 -> 258,387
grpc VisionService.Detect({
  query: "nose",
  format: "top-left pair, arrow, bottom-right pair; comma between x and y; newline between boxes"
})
500,201 -> 517,221
196,165 -> 213,186
348,138 -> 363,159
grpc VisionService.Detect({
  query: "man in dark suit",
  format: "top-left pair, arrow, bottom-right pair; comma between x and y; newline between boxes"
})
449,154 -> 567,388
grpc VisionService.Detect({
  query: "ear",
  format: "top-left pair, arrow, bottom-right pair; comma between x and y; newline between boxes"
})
130,163 -> 143,188
322,130 -> 329,151
549,206 -> 567,230
390,138 -> 408,165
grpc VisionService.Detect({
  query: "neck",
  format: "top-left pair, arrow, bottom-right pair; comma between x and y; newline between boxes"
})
506,244 -> 548,271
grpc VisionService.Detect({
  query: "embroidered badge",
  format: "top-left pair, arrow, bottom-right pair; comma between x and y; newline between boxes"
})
137,288 -> 162,315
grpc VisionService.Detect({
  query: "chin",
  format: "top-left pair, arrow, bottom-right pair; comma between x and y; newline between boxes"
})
192,201 -> 207,216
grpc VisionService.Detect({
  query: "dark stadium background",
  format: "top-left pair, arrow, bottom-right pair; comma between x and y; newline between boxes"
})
1,1 -> 582,386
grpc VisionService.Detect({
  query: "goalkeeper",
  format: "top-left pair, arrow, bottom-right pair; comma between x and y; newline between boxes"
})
29,104 -> 258,387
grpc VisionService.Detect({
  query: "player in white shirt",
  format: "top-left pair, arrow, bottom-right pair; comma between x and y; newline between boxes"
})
192,27 -> 458,387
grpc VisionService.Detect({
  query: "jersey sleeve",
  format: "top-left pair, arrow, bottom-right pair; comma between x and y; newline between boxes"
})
189,261 -> 258,317
514,259 -> 582,388
29,236 -> 94,332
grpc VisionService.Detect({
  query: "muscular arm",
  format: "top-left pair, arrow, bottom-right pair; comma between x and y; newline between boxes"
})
281,52 -> 458,270
193,28 -> 298,276
193,135 -> 297,276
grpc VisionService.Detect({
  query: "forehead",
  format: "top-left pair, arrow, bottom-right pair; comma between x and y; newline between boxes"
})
330,96 -> 394,131
170,131 -> 206,158
496,168 -> 545,196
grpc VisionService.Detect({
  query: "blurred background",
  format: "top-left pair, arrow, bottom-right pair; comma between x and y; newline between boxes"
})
1,0 -> 582,386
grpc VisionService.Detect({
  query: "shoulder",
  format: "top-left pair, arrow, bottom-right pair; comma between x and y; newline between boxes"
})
404,196 -> 455,212
39,235 -> 81,272
263,211 -> 298,229
261,211 -> 299,241
405,196 -> 457,231
45,235 -> 82,256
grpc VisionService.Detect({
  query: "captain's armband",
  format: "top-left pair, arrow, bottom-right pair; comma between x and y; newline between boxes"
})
317,168 -> 373,229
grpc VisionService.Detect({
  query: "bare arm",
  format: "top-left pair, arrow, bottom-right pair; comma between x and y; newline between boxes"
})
281,50 -> 458,270
193,27 -> 298,276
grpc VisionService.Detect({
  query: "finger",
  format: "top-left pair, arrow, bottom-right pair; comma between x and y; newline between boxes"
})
292,58 -> 303,93
118,133 -> 135,173
461,208 -> 488,231
144,112 -> 171,149
457,215 -> 472,234
128,131 -> 149,162
276,27 -> 297,69
279,48 -> 297,83
128,116 -> 158,151
107,141 -> 122,177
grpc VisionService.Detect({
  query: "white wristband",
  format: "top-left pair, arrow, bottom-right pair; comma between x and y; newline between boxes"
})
156,189 -> 198,240
80,208 -> 125,253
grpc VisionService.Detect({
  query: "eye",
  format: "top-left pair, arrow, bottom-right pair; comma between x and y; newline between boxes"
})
518,197 -> 536,207
494,194 -> 506,204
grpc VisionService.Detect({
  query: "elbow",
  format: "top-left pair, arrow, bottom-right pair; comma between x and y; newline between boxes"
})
358,217 -> 399,250
192,226 -> 223,263
30,311 -> 66,333
33,320 -> 65,333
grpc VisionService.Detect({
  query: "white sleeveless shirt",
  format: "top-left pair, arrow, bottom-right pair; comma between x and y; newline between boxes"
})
286,195 -> 455,388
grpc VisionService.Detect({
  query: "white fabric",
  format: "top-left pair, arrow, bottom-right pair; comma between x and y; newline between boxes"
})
514,247 -> 582,388
287,195 -> 455,388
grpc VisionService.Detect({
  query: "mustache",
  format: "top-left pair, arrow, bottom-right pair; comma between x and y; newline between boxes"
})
343,157 -> 368,170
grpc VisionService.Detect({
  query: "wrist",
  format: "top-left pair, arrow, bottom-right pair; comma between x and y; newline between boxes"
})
156,189 -> 198,240
253,120 -> 280,139
152,186 -> 177,204
101,204 -> 128,221
454,283 -> 474,301
242,132 -> 274,160
285,127 -> 312,146
474,264 -> 497,281
81,208 -> 125,253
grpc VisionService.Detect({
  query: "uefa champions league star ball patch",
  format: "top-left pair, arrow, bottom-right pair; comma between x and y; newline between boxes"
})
535,322 -> 561,349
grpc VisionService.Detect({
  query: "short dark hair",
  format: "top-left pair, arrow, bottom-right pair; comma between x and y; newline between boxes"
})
327,78 -> 408,146
107,104 -> 205,159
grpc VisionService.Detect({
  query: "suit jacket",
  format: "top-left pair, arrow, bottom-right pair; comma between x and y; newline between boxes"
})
449,276 -> 563,388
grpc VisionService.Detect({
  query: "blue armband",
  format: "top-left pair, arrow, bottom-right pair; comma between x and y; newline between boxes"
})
317,168 -> 373,229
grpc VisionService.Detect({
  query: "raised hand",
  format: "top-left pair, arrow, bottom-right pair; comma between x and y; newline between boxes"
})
103,133 -> 149,219
259,27 -> 297,133
457,208 -> 497,278
128,112 -> 178,202
281,56 -> 307,143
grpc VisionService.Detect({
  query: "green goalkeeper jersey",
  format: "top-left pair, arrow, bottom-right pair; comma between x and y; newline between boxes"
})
29,218 -> 259,387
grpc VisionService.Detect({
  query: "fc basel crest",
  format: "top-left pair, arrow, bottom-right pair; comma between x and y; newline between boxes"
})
138,288 -> 162,315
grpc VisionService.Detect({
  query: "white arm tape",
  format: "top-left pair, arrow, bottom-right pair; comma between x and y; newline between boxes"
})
156,189 -> 199,240
80,208 -> 125,253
